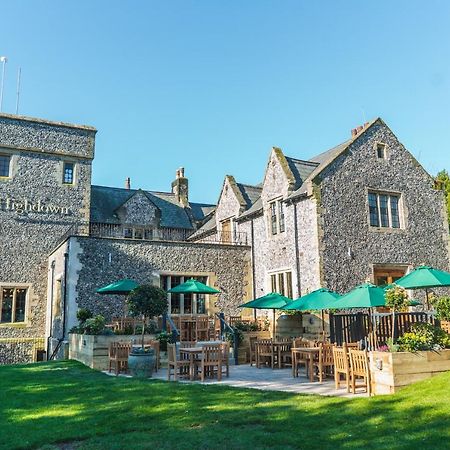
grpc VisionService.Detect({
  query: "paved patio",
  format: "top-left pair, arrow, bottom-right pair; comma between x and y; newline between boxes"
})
149,364 -> 367,397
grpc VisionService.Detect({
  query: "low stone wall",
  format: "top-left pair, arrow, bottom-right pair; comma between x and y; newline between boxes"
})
69,333 -> 153,371
370,349 -> 450,395
0,338 -> 46,365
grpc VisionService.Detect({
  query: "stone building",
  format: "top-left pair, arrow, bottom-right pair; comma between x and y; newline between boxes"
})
0,113 -> 251,362
191,118 -> 450,306
1,113 -> 449,363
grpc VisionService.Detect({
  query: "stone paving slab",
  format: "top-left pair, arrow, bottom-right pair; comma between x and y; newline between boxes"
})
148,364 -> 367,398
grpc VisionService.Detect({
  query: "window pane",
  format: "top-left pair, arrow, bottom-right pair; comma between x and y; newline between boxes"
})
278,273 -> 285,296
123,228 -> 133,239
184,293 -> 193,314
134,228 -> 143,239
271,274 -> 277,292
161,276 -> 169,291
144,229 -> 153,240
1,288 -> 13,323
14,289 -> 26,322
379,195 -> 389,227
286,272 -> 293,298
270,202 -> 277,235
368,193 -> 379,227
390,196 -> 400,228
0,155 -> 11,177
170,276 -> 181,314
278,201 -> 285,233
197,294 -> 206,314
63,162 -> 74,184
377,144 -> 386,159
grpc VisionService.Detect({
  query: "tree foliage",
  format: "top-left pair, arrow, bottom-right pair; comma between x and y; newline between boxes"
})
127,285 -> 168,319
436,170 -> 450,224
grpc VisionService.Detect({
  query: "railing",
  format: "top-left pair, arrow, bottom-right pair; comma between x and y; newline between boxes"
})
216,312 -> 239,365
0,337 -> 46,364
189,230 -> 248,246
329,311 -> 438,348
163,313 -> 180,343
89,223 -> 193,242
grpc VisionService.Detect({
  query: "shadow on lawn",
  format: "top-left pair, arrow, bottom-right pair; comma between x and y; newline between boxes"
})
1,361 -> 450,450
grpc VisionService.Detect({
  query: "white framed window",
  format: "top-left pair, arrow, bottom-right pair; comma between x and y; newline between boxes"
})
161,274 -> 208,315
368,191 -> 402,229
269,198 -> 285,235
269,271 -> 293,298
0,154 -> 11,178
0,286 -> 28,324
62,161 -> 75,185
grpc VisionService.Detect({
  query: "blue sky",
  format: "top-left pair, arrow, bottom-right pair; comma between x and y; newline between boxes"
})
1,1 -> 449,203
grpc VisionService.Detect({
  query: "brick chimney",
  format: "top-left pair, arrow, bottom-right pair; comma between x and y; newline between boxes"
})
125,177 -> 131,189
171,167 -> 189,207
351,122 -> 370,137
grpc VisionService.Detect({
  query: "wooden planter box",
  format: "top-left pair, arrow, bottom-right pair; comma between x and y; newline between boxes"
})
237,331 -> 271,364
370,349 -> 450,395
69,333 -> 154,371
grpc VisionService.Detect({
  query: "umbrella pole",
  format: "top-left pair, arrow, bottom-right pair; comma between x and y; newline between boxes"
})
425,288 -> 430,311
273,309 -> 276,339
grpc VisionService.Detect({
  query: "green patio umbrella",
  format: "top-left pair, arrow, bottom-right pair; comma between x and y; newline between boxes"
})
96,279 -> 139,295
282,288 -> 341,335
331,283 -> 386,309
167,278 -> 220,294
96,279 -> 140,316
282,288 -> 341,311
239,292 -> 292,336
395,266 -> 450,309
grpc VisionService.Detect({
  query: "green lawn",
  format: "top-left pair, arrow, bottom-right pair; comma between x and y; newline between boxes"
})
0,361 -> 449,450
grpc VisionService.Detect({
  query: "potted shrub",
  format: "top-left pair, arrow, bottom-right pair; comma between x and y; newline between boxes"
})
126,285 -> 168,378
432,296 -> 450,333
385,285 -> 409,342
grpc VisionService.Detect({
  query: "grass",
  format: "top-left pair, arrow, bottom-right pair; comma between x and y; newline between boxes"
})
0,361 -> 450,450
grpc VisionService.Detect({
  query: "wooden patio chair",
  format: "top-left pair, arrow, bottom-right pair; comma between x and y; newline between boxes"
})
249,336 -> 258,366
221,341 -> 230,378
312,343 -> 334,382
349,349 -> 372,395
195,344 -> 223,381
256,339 -> 274,369
195,316 -> 209,341
277,338 -> 292,368
292,338 -> 312,377
332,343 -> 351,392
142,339 -> 160,371
167,343 -> 190,381
179,341 -> 197,348
108,342 -> 131,376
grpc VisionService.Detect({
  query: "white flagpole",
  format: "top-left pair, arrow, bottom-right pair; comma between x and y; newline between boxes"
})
15,67 -> 21,115
0,56 -> 7,112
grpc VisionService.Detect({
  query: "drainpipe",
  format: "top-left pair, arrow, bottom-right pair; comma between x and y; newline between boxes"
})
293,200 -> 302,297
250,218 -> 257,320
46,260 -> 56,361
62,248 -> 69,342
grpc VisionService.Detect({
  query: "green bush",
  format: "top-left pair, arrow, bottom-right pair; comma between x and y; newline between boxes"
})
83,315 -> 107,335
385,285 -> 409,311
233,321 -> 259,332
156,331 -> 177,351
225,328 -> 244,346
76,308 -> 93,324
398,323 -> 450,352
432,296 -> 450,321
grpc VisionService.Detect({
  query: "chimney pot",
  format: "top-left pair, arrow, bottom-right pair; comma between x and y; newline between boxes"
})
125,177 -> 131,189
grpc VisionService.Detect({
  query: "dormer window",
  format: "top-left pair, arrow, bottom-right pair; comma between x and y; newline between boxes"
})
376,143 -> 387,160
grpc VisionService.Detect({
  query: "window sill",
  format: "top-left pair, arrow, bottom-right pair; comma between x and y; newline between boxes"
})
0,322 -> 28,328
369,227 -> 405,233
0,176 -> 11,181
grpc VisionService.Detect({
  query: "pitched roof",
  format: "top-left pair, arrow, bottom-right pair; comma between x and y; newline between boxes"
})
284,157 -> 319,189
90,185 -> 213,229
236,183 -> 262,209
188,214 -> 217,239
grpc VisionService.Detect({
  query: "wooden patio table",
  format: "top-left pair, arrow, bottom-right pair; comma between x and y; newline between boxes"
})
272,341 -> 292,369
179,347 -> 203,381
291,347 -> 320,382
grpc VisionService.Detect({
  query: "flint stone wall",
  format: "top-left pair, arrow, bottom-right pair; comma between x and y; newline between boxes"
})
317,121 -> 450,293
0,116 -> 95,341
62,236 -> 252,321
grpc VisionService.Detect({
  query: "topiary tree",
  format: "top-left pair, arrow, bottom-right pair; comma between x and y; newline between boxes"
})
127,285 -> 168,349
385,285 -> 410,342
